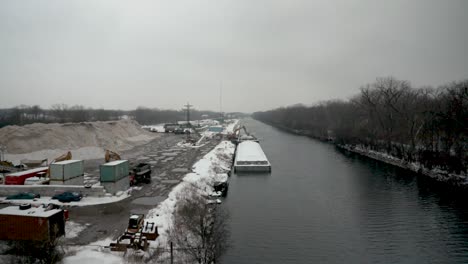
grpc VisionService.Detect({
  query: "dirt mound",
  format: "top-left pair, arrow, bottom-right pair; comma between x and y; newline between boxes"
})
0,119 -> 156,155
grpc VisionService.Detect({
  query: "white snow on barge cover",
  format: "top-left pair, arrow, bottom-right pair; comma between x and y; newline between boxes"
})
234,141 -> 271,172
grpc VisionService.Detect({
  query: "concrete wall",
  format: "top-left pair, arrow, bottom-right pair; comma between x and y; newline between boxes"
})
0,184 -> 106,197
101,176 -> 129,195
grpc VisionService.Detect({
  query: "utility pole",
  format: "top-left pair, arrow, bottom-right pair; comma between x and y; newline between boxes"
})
220,82 -> 223,115
183,102 -> 193,127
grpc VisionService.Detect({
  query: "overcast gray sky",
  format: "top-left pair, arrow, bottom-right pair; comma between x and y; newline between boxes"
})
1,0 -> 467,112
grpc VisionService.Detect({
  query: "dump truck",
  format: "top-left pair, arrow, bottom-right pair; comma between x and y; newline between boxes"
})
129,163 -> 151,185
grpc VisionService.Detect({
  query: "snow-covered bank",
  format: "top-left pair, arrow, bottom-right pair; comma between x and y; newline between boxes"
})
145,140 -> 235,247
339,144 -> 467,186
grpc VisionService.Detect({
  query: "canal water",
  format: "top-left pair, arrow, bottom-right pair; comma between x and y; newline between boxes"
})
222,118 -> 468,264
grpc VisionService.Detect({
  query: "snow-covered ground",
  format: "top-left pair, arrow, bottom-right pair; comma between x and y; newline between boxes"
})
61,238 -> 121,264
65,221 -> 86,239
142,124 -> 165,133
1,191 -> 131,207
60,140 -> 236,263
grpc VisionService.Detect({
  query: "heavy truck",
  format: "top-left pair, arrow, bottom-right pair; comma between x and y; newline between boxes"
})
129,163 -> 151,186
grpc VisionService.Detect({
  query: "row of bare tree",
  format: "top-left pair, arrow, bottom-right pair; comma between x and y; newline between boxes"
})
253,77 -> 467,174
0,104 -> 125,127
0,105 -> 226,128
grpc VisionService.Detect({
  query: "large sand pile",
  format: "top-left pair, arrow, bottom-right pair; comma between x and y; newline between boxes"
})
0,120 -> 157,164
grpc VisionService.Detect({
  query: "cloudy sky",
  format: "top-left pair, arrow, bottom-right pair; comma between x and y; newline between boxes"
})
1,0 -> 467,112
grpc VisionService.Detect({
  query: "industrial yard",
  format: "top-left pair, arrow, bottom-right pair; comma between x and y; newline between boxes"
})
0,118 -> 242,263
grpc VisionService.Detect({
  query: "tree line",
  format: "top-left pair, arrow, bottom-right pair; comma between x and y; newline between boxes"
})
253,77 -> 467,174
0,104 -> 226,128
0,104 -> 126,127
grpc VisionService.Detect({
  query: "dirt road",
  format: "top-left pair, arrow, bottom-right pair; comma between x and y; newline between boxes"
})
67,133 -> 221,245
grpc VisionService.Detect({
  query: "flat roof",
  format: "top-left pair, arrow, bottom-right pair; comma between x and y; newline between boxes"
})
0,206 -> 62,218
103,160 -> 128,166
52,160 -> 82,165
236,141 -> 269,162
7,167 -> 49,177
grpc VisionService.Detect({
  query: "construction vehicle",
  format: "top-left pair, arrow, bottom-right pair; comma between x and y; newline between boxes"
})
227,125 -> 258,143
105,149 -> 121,163
109,214 -> 158,252
0,160 -> 21,173
129,163 -> 151,186
52,151 -> 72,163
46,151 -> 72,177
127,214 -> 145,234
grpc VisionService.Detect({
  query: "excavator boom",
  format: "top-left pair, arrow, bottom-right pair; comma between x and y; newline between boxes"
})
52,151 -> 72,163
105,149 -> 121,163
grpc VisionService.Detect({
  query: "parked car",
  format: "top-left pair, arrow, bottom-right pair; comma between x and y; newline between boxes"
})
6,192 -> 40,200
52,192 -> 82,202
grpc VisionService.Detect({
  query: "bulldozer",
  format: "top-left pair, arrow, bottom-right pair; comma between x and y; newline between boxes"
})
105,149 -> 121,163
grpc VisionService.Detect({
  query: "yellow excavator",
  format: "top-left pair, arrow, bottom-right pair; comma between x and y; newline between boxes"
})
47,151 -> 72,177
52,151 -> 72,163
105,149 -> 121,163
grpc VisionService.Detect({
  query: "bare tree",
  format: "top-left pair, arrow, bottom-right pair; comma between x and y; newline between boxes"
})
170,188 -> 230,264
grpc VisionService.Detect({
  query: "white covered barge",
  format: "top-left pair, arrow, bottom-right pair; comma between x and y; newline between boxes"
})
234,141 -> 271,173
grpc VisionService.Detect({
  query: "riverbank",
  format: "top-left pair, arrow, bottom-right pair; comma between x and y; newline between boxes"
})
337,144 -> 467,187
254,119 -> 467,188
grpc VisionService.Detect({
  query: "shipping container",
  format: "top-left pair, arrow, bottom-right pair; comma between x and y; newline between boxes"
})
5,167 -> 49,185
50,175 -> 84,186
50,160 -> 84,181
100,160 -> 129,182
0,206 -> 65,241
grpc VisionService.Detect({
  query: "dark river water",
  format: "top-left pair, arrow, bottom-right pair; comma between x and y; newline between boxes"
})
222,118 -> 468,264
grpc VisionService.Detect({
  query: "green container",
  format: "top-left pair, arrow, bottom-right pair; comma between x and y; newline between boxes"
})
100,160 -> 129,182
50,160 -> 84,180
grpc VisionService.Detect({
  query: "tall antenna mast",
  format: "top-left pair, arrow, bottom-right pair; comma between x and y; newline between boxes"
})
220,81 -> 223,117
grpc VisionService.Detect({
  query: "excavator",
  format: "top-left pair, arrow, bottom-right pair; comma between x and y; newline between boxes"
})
105,149 -> 121,163
228,126 -> 254,141
51,151 -> 72,163
47,151 -> 72,177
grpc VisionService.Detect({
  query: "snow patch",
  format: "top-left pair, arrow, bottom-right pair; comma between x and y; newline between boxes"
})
65,221 -> 86,238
